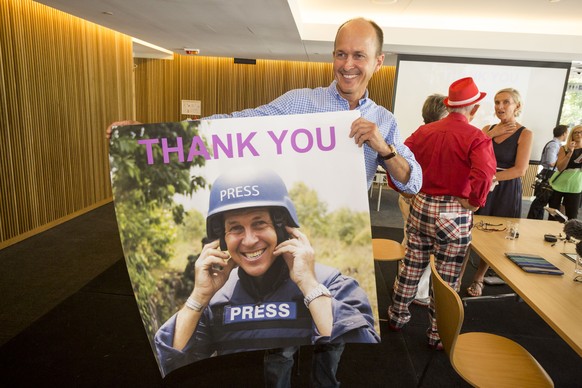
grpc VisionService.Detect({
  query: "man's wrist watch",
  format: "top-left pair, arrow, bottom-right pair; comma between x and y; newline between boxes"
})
304,284 -> 332,308
382,144 -> 398,160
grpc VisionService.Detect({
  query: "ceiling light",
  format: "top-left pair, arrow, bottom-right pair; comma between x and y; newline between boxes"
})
372,0 -> 398,4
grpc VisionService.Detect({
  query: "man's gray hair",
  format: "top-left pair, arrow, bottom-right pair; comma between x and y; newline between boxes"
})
448,104 -> 477,114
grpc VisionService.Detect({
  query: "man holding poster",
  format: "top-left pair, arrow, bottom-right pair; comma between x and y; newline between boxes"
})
107,18 -> 421,194
154,167 -> 379,376
206,18 -> 421,193
108,17 -> 421,387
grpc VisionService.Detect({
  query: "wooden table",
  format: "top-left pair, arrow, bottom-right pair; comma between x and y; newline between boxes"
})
471,215 -> 582,358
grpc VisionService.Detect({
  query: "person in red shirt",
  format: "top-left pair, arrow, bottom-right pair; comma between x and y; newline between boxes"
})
396,94 -> 448,307
387,77 -> 497,349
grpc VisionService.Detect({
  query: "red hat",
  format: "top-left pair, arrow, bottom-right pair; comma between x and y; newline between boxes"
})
443,77 -> 486,108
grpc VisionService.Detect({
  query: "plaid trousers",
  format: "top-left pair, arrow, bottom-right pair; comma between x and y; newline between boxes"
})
388,193 -> 473,345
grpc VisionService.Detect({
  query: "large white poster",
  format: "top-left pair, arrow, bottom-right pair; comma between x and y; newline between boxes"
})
108,111 -> 380,377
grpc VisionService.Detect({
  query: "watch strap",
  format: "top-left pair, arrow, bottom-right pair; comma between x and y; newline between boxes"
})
382,144 -> 397,160
303,284 -> 331,308
185,296 -> 205,312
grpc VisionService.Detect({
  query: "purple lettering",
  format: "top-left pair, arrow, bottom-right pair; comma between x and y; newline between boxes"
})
138,139 -> 160,165
316,126 -> 336,151
291,128 -> 313,153
267,130 -> 288,154
236,132 -> 259,157
162,138 -> 184,163
212,133 -> 234,159
187,136 -> 211,161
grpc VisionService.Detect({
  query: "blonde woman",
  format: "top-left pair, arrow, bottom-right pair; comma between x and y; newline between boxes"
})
467,88 -> 533,297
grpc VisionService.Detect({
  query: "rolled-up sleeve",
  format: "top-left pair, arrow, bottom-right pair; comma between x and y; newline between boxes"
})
313,274 -> 380,344
154,312 -> 214,376
379,119 -> 422,195
386,142 -> 422,195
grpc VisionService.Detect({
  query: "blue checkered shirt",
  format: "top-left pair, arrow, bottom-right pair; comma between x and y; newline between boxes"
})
208,80 -> 421,193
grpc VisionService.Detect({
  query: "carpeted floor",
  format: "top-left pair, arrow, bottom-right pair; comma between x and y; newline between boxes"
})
0,234 -> 464,387
0,198 -> 580,387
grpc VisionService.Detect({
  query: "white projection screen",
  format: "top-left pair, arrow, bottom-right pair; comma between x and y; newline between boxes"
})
392,55 -> 571,161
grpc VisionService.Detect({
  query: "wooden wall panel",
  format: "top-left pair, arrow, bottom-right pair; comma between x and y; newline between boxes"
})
1,0 -> 541,249
134,55 -> 396,122
522,164 -> 539,198
0,0 -> 134,249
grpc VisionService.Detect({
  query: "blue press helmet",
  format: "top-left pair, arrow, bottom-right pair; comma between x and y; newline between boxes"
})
206,167 -> 300,243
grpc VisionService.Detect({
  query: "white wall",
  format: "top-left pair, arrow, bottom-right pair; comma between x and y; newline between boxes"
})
393,55 -> 570,161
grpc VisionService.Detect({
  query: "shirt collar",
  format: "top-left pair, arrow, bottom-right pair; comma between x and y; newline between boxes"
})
446,112 -> 469,123
329,80 -> 370,108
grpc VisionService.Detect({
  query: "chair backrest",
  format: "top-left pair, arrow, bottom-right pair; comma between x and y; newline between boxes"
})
372,239 -> 406,262
429,256 -> 463,358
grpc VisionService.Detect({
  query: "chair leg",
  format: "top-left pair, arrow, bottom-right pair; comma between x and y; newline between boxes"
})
377,181 -> 383,211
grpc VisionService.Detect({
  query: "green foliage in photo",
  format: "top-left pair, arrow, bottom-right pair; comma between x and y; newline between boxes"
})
109,121 -> 208,335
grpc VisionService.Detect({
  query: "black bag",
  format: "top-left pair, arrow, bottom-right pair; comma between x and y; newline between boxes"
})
532,165 -> 565,199
532,177 -> 554,203
532,141 -> 555,198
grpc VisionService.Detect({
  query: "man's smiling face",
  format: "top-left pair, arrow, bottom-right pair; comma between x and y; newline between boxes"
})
333,19 -> 384,107
224,208 -> 277,278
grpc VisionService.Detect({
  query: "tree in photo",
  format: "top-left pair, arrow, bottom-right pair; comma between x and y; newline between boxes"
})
109,121 -> 208,335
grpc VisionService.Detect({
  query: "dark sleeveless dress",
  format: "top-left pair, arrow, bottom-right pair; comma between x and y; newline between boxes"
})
476,124 -> 525,218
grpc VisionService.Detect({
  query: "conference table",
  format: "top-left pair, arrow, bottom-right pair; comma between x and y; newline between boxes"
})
470,215 -> 582,358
